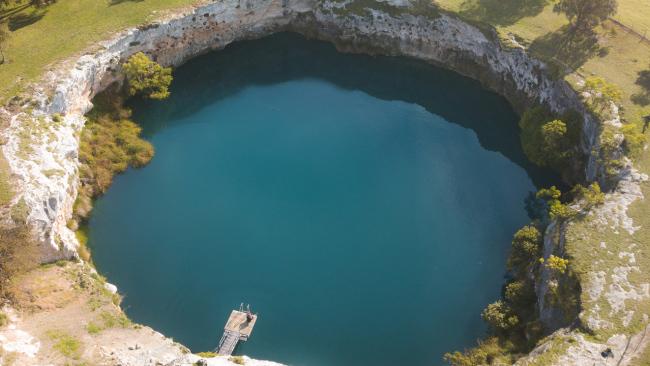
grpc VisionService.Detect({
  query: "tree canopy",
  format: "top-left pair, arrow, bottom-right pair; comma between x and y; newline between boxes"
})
519,107 -> 581,171
554,0 -> 618,31
122,52 -> 172,100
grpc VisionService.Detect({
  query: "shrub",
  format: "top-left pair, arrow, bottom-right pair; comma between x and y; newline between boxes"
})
74,85 -> 154,223
0,311 -> 7,327
582,76 -> 622,117
571,182 -> 605,209
536,186 -> 576,220
504,280 -> 536,310
598,125 -> 626,178
444,337 -> 508,366
123,52 -> 172,100
620,123 -> 647,158
540,255 -> 569,274
507,225 -> 542,275
482,300 -> 519,332
519,107 -> 581,171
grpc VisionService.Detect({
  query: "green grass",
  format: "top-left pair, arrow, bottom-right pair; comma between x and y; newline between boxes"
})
0,0 -> 199,101
86,310 -> 131,334
613,0 -> 650,36
85,322 -> 102,335
46,330 -> 82,359
197,351 -> 218,358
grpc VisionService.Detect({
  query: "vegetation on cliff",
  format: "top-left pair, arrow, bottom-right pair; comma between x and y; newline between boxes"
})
518,106 -> 583,174
72,53 -> 171,233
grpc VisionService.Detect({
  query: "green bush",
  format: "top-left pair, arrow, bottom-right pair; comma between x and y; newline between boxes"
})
541,255 -> 569,275
507,225 -> 542,276
123,52 -> 172,100
519,107 -> 582,172
571,182 -> 605,209
444,337 -> 511,366
504,280 -> 536,311
481,300 -> 519,332
620,123 -> 647,158
536,186 -> 576,220
598,125 -> 625,179
582,76 -> 622,117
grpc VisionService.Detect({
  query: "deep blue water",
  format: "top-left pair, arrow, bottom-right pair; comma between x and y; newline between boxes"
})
88,33 -> 553,366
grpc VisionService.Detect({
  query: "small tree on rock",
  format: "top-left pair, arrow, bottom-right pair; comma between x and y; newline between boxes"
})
122,52 -> 172,100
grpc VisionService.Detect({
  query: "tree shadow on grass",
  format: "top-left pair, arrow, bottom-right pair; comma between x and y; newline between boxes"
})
0,2 -> 32,21
7,8 -> 46,31
458,0 -> 549,27
632,69 -> 650,106
529,25 -> 601,77
109,0 -> 145,6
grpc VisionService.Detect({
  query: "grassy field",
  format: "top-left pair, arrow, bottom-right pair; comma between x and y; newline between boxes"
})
0,0 -> 199,101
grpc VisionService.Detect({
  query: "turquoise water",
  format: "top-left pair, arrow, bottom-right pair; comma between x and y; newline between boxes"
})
89,33 -> 553,366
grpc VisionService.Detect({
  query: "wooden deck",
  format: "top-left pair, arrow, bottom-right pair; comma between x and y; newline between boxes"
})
224,310 -> 257,339
216,309 -> 257,355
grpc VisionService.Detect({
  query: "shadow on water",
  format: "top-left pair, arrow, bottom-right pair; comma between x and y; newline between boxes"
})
130,32 -> 558,188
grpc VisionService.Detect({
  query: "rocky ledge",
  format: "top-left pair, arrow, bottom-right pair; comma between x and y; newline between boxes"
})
0,0 -> 646,364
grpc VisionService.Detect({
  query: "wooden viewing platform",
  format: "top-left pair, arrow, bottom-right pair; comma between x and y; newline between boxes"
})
215,305 -> 257,356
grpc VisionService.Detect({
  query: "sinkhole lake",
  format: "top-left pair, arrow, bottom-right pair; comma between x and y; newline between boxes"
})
88,33 -> 555,366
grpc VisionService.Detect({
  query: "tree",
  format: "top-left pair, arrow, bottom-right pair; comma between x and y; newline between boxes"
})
0,22 -> 9,65
122,52 -> 172,100
542,120 -> 567,153
519,107 -> 581,171
536,186 -> 577,220
481,300 -> 519,331
554,0 -> 618,31
507,225 -> 542,275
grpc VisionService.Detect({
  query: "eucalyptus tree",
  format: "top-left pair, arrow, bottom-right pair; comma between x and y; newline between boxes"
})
554,0 -> 618,31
